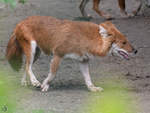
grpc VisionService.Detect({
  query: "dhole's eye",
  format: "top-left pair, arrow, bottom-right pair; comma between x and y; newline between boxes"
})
122,41 -> 127,45
108,33 -> 112,36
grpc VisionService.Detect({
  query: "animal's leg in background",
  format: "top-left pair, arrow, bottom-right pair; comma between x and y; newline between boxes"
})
93,0 -> 112,19
79,61 -> 103,92
118,0 -> 129,17
132,0 -> 142,16
79,0 -> 90,17
41,55 -> 62,92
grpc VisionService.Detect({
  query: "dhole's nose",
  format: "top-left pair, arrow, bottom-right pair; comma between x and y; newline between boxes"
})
134,50 -> 138,54
133,48 -> 138,54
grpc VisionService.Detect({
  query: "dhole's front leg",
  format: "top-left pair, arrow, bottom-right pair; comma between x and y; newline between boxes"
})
41,55 -> 62,92
79,61 -> 103,92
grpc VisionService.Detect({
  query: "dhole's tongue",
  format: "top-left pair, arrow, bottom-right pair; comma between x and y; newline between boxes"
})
118,51 -> 129,60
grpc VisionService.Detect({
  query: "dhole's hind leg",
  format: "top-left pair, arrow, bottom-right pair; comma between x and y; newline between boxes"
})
21,72 -> 27,86
21,47 -> 41,86
79,61 -> 103,92
24,40 -> 41,87
41,55 -> 61,92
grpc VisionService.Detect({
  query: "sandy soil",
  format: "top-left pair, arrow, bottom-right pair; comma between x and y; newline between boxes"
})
0,0 -> 150,113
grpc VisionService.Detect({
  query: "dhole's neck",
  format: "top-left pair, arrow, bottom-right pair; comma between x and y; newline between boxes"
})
100,39 -> 112,56
91,39 -> 112,56
81,24 -> 112,57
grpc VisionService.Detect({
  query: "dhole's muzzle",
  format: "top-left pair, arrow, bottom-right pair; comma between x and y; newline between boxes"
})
110,43 -> 137,60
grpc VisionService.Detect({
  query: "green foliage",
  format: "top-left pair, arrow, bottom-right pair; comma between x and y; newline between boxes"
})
0,0 -> 16,8
0,0 -> 27,8
0,69 -> 52,113
82,78 -> 136,113
0,71 -> 16,113
18,0 -> 27,4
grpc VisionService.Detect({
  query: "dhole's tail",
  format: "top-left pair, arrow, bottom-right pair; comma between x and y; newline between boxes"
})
6,33 -> 23,71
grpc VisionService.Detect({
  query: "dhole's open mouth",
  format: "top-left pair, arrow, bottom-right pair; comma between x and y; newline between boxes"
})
118,50 -> 129,60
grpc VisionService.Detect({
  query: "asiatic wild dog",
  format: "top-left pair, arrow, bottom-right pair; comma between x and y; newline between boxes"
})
6,16 -> 137,92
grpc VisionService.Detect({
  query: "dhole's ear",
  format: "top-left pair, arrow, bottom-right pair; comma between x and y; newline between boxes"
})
99,25 -> 108,38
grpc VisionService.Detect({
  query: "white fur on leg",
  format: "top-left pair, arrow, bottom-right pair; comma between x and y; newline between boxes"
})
41,72 -> 55,92
21,72 -> 27,86
79,62 -> 103,92
27,41 -> 41,87
41,83 -> 49,92
79,62 -> 93,87
29,73 -> 41,87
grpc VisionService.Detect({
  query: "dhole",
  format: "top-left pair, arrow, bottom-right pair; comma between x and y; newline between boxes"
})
6,16 -> 137,92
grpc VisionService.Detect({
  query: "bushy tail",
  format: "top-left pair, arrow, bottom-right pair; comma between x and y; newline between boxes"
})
6,33 -> 23,71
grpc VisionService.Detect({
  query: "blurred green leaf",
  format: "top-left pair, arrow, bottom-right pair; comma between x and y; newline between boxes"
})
0,0 -> 27,8
19,0 -> 27,4
0,71 -> 16,113
81,77 -> 136,113
0,0 -> 16,8
9,0 -> 17,8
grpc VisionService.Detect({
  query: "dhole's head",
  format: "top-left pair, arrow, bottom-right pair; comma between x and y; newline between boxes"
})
99,21 -> 137,60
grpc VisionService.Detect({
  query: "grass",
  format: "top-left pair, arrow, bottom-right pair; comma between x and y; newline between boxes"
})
0,67 -> 53,113
81,76 -> 136,113
0,71 -> 17,113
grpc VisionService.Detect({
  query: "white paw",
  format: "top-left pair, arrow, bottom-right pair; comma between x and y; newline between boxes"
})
87,14 -> 92,18
88,86 -> 103,92
41,84 -> 49,92
31,79 -> 41,87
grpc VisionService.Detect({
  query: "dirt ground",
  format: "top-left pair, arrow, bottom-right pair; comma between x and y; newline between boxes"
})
0,0 -> 150,113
